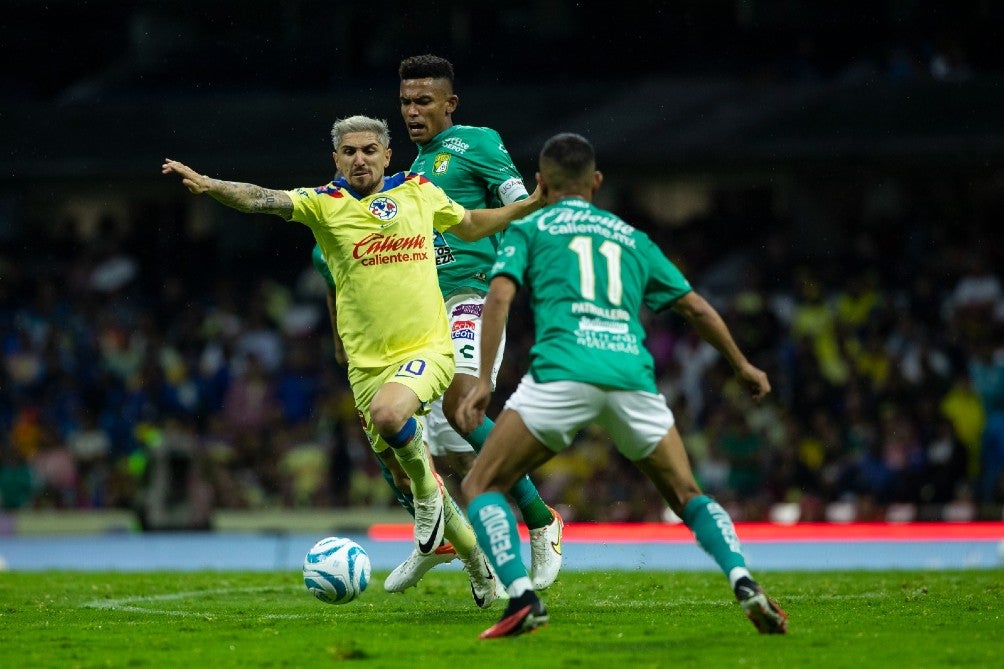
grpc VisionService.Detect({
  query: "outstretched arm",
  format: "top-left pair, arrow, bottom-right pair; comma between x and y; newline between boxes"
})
671,290 -> 771,402
450,183 -> 544,241
162,158 -> 293,218
456,275 -> 517,433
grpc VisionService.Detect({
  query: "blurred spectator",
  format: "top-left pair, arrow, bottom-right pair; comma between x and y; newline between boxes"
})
918,416 -> 969,505
0,442 -> 34,510
277,422 -> 329,508
31,437 -> 78,508
223,354 -> 279,434
67,408 -> 112,508
940,371 -> 987,480
233,285 -> 285,374
835,272 -> 883,336
275,339 -> 322,425
948,252 -> 1002,341
979,397 -> 1004,503
714,405 -> 765,498
136,415 -> 213,531
790,270 -> 849,386
968,341 -> 1004,412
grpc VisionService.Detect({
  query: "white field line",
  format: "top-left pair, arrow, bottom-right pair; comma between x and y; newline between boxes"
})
82,586 -> 311,619
81,586 -> 881,617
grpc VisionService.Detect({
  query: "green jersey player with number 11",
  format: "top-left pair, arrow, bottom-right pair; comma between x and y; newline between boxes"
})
381,55 -> 563,595
456,133 -> 788,639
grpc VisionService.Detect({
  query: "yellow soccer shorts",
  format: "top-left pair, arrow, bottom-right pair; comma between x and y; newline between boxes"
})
348,350 -> 454,453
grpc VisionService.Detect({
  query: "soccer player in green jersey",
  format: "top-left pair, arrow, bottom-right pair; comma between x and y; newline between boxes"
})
382,55 -> 562,593
163,115 -> 543,610
456,133 -> 788,638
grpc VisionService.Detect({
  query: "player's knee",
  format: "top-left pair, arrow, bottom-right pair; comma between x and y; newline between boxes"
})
442,374 -> 477,424
369,405 -> 407,436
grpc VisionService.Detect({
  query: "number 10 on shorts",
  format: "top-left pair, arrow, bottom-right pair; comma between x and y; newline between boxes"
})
394,359 -> 427,378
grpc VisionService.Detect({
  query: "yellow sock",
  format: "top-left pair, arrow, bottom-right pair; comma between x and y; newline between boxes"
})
442,492 -> 476,557
389,422 -> 438,498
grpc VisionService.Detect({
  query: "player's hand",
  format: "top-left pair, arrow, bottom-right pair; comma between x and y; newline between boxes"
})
526,180 -> 546,210
736,361 -> 771,402
456,379 -> 492,434
162,158 -> 210,194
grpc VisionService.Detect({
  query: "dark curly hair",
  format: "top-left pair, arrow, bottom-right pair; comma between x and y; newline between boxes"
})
398,54 -> 455,83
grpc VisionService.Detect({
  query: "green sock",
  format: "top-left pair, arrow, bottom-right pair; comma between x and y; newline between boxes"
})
510,479 -> 553,529
464,418 -> 493,451
467,491 -> 527,588
683,495 -> 747,575
465,416 -> 553,530
376,455 -> 415,517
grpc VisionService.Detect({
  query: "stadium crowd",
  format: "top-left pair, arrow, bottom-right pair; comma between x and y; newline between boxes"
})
1,171 -> 1001,528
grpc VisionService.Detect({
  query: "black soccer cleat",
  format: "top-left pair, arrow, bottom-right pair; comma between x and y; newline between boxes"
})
479,590 -> 549,639
734,577 -> 788,634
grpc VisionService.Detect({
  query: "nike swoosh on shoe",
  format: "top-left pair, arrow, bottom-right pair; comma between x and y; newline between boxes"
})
417,507 -> 443,554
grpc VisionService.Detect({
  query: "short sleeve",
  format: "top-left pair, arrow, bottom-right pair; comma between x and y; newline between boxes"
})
477,129 -> 529,205
640,235 -> 693,311
287,187 -> 324,230
418,178 -> 466,233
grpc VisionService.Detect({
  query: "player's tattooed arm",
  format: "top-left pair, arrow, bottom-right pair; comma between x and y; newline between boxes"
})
162,158 -> 293,218
204,179 -> 293,217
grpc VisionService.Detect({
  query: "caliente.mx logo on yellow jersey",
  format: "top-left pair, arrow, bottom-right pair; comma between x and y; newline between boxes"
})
433,152 -> 451,174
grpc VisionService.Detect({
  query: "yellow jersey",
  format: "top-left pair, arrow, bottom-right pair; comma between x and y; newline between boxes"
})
288,172 -> 466,369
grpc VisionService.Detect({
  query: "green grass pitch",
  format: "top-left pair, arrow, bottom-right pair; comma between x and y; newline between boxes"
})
1,569 -> 1000,668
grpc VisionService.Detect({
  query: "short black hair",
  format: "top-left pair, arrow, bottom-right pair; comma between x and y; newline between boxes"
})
540,133 -> 595,179
399,54 -> 455,83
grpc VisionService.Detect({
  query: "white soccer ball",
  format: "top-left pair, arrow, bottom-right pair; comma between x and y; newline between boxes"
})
303,536 -> 371,604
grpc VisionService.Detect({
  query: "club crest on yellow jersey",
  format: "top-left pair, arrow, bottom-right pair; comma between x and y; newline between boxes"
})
433,153 -> 451,174
369,196 -> 399,220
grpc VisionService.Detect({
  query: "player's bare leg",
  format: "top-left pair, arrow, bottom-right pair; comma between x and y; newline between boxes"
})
634,426 -> 787,634
446,374 -> 562,588
463,409 -> 556,637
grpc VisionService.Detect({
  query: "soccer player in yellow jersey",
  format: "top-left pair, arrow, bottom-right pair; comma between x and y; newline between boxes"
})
163,115 -> 542,609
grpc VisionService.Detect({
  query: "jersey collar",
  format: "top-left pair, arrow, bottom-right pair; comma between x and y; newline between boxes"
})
333,172 -> 408,200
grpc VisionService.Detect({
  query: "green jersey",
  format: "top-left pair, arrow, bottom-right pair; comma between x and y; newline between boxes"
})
410,125 -> 529,297
491,197 -> 693,393
312,243 -> 335,291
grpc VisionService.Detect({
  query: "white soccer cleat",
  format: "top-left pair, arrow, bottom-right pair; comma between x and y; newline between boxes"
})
463,544 -> 498,609
493,564 -> 509,600
384,543 -> 459,593
529,506 -> 563,590
413,484 -> 446,556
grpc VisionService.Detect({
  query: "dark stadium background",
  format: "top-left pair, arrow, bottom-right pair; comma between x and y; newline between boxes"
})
1,1 -> 1002,534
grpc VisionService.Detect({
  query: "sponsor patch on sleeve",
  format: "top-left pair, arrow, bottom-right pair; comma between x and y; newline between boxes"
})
498,177 -> 529,205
